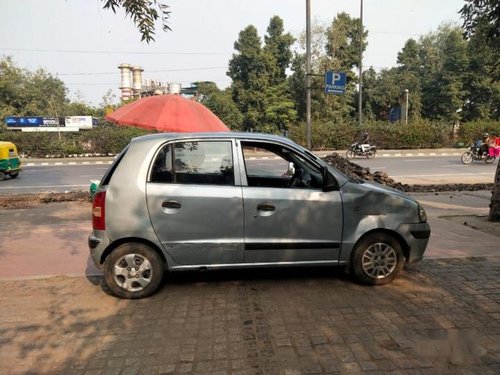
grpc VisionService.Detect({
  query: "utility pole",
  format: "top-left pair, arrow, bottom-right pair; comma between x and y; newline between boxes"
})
405,89 -> 409,124
358,0 -> 363,127
306,0 -> 312,150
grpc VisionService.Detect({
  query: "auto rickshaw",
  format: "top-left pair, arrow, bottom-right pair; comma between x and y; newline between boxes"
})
0,141 -> 22,180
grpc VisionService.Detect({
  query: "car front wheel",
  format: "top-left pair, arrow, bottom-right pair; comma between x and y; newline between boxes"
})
352,233 -> 404,285
104,243 -> 165,299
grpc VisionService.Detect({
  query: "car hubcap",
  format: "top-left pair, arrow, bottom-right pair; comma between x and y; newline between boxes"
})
114,254 -> 153,292
361,242 -> 397,279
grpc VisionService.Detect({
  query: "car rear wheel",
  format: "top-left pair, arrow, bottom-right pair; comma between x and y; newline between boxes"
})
352,233 -> 404,285
104,243 -> 164,299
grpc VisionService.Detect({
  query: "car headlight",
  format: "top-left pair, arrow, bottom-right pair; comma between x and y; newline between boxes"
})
418,205 -> 427,223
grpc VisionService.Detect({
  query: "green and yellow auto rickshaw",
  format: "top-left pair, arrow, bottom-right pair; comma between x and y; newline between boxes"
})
0,141 -> 22,180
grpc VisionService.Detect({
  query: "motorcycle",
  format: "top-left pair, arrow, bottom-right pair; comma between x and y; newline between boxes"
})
346,143 -> 377,159
461,144 -> 496,164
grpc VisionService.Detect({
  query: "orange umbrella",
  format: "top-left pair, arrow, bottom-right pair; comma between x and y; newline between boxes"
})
105,94 -> 230,132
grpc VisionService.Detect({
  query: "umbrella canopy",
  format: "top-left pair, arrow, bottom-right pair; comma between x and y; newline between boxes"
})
105,94 -> 230,132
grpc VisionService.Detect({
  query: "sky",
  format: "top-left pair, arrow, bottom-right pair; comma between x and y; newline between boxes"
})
1,0 -> 466,106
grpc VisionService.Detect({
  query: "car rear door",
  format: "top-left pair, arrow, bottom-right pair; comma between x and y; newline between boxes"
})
146,139 -> 244,266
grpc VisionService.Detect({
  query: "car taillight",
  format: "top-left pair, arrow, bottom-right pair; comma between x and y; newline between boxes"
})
92,191 -> 106,230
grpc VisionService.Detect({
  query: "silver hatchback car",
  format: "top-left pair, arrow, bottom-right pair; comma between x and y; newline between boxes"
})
89,133 -> 430,299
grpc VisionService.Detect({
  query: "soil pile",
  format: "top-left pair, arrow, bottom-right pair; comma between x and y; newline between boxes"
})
322,152 -> 494,193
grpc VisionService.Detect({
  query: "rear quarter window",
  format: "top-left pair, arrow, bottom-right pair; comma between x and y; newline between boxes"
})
100,146 -> 129,186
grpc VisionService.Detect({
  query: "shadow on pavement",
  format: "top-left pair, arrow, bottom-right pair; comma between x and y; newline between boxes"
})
1,257 -> 499,374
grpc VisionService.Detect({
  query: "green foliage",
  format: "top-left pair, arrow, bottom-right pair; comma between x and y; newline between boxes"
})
195,82 -> 244,131
102,0 -> 170,43
0,123 -> 152,157
228,17 -> 296,133
456,120 -> 500,145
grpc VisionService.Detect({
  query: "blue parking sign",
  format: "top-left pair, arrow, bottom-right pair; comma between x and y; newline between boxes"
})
325,71 -> 347,95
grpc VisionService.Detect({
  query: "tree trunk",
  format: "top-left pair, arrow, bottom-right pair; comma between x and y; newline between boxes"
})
489,158 -> 500,222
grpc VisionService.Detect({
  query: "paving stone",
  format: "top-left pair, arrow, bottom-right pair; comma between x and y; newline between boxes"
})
1,257 -> 499,374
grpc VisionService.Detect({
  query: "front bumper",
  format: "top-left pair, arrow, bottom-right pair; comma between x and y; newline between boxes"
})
398,222 -> 431,263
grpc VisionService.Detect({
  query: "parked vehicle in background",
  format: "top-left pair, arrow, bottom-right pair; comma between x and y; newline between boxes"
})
461,143 -> 496,164
88,133 -> 430,299
346,142 -> 377,159
0,141 -> 21,180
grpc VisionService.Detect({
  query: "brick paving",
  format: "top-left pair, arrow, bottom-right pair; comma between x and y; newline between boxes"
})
1,257 -> 499,374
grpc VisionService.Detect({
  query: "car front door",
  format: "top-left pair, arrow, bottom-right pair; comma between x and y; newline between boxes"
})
239,140 -> 343,264
146,140 -> 244,266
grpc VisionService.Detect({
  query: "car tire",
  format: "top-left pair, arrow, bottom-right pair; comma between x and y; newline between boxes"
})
351,233 -> 404,285
346,150 -> 355,159
104,243 -> 165,299
461,152 -> 473,164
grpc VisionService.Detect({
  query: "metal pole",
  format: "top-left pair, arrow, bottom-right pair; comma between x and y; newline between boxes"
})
306,0 -> 312,150
405,89 -> 409,124
358,0 -> 363,127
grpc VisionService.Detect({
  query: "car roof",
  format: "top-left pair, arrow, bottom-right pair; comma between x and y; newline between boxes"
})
131,132 -> 300,147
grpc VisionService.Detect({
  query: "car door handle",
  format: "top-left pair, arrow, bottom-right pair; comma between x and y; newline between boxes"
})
257,203 -> 275,212
162,200 -> 181,209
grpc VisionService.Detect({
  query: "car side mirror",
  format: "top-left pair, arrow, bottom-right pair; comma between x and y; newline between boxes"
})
322,167 -> 338,191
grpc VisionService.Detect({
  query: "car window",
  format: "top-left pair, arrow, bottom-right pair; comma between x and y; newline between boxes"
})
150,141 -> 234,186
241,141 -> 323,189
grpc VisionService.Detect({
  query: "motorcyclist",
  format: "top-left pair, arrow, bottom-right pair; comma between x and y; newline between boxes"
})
479,133 -> 490,157
359,132 -> 371,153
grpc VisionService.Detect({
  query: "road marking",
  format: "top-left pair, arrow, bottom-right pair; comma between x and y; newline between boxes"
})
0,184 -> 88,190
392,172 -> 494,177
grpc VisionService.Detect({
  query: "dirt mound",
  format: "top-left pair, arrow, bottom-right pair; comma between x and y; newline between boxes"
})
0,191 -> 90,209
322,152 -> 494,193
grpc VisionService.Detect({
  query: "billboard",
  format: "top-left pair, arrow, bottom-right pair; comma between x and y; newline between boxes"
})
65,116 -> 97,130
4,116 -> 96,131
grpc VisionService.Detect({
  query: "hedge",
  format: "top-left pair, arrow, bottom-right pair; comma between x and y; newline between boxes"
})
2,120 -> 500,157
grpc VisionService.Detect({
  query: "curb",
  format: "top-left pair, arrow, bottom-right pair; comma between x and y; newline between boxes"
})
20,150 -> 467,166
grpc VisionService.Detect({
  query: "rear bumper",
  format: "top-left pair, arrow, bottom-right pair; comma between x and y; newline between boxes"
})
88,231 -> 110,270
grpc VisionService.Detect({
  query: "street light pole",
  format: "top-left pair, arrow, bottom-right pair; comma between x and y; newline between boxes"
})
358,0 -> 363,127
404,89 -> 409,124
306,0 -> 312,149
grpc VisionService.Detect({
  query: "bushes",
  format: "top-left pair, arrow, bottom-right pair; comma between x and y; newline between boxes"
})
288,119 -> 453,150
0,123 -> 153,157
2,119 -> 499,156
456,120 -> 500,146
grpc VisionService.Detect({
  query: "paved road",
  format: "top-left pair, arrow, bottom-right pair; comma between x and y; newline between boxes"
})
0,153 -> 497,194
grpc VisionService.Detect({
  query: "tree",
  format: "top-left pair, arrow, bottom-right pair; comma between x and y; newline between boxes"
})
460,0 -> 500,221
0,57 -> 67,118
102,0 -> 170,43
263,16 -> 295,85
195,82 -> 243,131
228,17 -> 296,133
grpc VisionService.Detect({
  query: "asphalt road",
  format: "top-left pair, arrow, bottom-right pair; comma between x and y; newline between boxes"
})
0,155 -> 497,194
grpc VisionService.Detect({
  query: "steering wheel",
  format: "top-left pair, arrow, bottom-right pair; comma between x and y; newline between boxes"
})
289,168 -> 311,188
